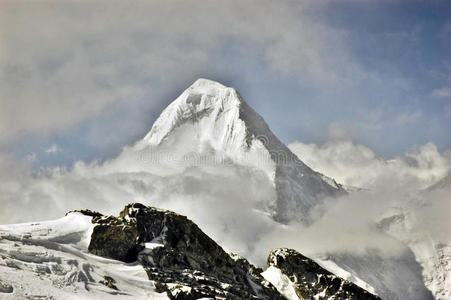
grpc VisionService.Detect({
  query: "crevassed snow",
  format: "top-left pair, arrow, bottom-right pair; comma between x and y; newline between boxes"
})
0,212 -> 168,299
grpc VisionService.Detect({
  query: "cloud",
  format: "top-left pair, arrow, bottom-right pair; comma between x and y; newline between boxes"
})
44,144 -> 61,154
288,140 -> 450,189
0,152 -> 278,257
0,138 -> 449,252
0,136 -> 450,300
0,0 -> 368,145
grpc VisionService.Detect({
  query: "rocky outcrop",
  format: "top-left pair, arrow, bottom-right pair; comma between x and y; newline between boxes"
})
86,203 -> 283,299
84,204 -> 381,299
88,212 -> 142,263
267,248 -> 381,300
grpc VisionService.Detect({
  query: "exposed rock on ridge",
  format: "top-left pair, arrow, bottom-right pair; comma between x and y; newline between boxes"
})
87,203 -> 283,299
85,203 -> 379,300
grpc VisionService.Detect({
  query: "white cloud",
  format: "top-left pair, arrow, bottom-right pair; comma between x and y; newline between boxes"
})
288,140 -> 450,189
0,138 -> 449,300
0,153 -> 278,257
44,144 -> 61,154
0,139 -> 449,256
0,0 -> 367,144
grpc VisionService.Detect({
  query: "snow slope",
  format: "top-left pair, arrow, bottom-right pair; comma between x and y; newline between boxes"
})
0,213 -> 168,299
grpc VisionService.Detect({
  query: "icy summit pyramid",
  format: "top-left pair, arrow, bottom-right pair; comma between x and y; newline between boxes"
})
133,79 -> 345,223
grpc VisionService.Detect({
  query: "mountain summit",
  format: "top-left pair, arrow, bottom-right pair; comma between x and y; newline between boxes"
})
134,79 -> 345,222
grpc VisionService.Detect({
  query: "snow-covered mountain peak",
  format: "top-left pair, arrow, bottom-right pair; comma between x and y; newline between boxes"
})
142,79 -> 244,146
188,78 -> 229,94
135,79 -> 345,223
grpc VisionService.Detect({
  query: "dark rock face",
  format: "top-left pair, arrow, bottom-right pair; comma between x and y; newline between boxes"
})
88,213 -> 142,263
267,248 -> 381,300
87,203 -> 283,300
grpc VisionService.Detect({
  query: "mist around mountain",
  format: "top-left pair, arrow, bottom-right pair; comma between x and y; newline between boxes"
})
0,79 -> 449,299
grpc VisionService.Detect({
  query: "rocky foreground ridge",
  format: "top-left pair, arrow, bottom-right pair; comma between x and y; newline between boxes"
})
79,203 -> 380,299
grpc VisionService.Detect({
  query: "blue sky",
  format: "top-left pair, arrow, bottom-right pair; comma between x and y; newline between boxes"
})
1,0 -> 450,167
